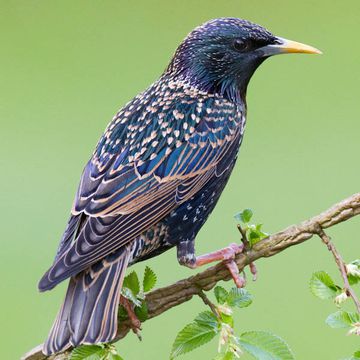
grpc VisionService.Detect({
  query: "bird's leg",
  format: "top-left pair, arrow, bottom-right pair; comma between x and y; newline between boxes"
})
177,240 -> 246,288
119,295 -> 142,338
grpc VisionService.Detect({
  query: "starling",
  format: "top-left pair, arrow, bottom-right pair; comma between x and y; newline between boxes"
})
39,18 -> 320,355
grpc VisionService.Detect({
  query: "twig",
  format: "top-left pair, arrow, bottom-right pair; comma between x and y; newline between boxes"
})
22,193 -> 360,360
197,289 -> 220,319
237,224 -> 257,281
316,226 -> 360,313
237,224 -> 249,248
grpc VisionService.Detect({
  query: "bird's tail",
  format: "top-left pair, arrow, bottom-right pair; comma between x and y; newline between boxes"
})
43,247 -> 130,355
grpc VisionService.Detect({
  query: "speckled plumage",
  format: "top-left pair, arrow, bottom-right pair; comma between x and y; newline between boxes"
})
38,18 -> 316,355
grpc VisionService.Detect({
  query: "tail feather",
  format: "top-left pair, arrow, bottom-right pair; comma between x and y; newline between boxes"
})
43,247 -> 130,355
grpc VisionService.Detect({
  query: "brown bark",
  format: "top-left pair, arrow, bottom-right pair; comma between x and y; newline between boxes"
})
22,193 -> 360,360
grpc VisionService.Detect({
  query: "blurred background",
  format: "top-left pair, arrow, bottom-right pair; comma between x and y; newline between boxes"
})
1,1 -> 359,359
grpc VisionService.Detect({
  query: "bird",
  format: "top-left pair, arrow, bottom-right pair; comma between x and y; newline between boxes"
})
38,17 -> 321,355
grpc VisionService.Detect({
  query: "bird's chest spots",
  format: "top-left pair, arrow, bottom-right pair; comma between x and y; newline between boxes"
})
165,181 -> 225,245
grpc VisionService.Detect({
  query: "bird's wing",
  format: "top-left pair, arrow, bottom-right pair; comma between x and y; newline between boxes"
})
40,82 -> 245,289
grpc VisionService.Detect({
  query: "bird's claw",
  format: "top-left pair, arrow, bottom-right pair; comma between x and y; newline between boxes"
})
224,259 -> 246,288
222,243 -> 244,260
249,261 -> 257,281
221,243 -> 257,287
181,242 -> 257,288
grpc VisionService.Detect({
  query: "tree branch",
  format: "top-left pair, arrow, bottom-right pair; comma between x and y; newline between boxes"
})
22,193 -> 360,360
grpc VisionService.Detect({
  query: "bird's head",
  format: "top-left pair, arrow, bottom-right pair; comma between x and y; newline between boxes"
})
166,18 -> 321,103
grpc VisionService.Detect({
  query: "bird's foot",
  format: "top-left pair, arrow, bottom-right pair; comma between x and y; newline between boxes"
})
119,295 -> 142,339
180,242 -> 257,288
218,243 -> 246,288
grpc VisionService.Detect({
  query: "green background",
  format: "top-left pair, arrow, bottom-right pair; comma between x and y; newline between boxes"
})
1,1 -> 359,359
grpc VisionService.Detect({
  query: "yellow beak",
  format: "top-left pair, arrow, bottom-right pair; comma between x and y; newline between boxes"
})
261,37 -> 322,56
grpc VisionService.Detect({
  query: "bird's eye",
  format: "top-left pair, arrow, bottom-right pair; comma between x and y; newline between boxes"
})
233,39 -> 249,52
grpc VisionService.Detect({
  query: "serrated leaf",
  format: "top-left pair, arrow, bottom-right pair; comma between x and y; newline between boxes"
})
234,209 -> 253,223
214,286 -> 229,304
326,311 -> 360,329
226,288 -> 253,308
143,266 -> 157,292
121,287 -> 142,307
309,271 -> 338,300
123,271 -> 140,296
194,311 -> 219,329
239,331 -> 294,360
134,301 -> 148,322
70,345 -> 106,360
170,322 -> 218,358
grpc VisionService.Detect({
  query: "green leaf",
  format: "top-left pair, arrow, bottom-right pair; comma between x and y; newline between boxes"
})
170,322 -> 218,358
239,331 -> 294,360
194,311 -> 219,329
309,271 -> 338,299
255,224 -> 268,239
348,274 -> 360,286
347,260 -> 360,285
134,301 -> 148,322
121,287 -> 142,307
110,354 -> 124,360
213,352 -> 235,360
222,352 -> 235,360
234,208 -> 253,223
123,271 -> 140,296
220,312 -> 234,327
343,351 -> 360,360
70,345 -> 106,360
248,224 -> 268,246
326,311 -> 360,329
214,286 -> 229,304
143,266 -> 157,292
226,288 -> 253,308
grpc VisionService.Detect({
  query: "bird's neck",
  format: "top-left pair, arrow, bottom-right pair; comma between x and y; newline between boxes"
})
163,71 -> 247,105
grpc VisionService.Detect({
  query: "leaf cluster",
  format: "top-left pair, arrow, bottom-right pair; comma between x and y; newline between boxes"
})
234,209 -> 268,246
70,344 -> 123,360
170,285 -> 294,360
309,260 -> 360,359
119,266 -> 157,322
